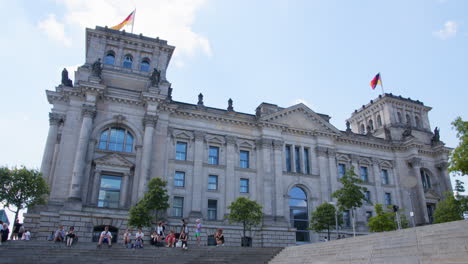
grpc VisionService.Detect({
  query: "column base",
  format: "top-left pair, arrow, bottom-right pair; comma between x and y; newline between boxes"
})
65,197 -> 83,211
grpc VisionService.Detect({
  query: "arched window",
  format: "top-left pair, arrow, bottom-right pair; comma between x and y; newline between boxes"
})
397,112 -> 402,123
98,127 -> 134,153
368,119 -> 374,131
415,116 -> 421,128
360,124 -> 365,135
104,51 -> 115,65
406,114 -> 411,126
377,115 -> 382,127
289,187 -> 309,242
123,54 -> 133,69
140,58 -> 150,72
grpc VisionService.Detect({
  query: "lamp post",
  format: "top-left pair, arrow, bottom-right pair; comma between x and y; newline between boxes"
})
328,201 -> 339,240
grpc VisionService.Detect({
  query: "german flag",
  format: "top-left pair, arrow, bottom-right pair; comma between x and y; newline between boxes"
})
111,10 -> 135,31
370,73 -> 382,90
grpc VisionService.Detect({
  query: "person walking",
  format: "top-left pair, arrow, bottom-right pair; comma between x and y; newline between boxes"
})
195,219 -> 202,246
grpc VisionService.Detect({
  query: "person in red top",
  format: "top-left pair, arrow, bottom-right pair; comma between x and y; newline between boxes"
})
165,230 -> 176,247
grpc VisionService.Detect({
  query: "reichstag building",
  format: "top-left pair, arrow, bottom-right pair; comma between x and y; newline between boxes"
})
25,26 -> 451,246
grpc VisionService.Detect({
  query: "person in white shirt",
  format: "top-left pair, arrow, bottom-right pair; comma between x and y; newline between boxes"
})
22,230 -> 31,241
135,229 -> 144,248
97,226 -> 112,248
123,229 -> 131,248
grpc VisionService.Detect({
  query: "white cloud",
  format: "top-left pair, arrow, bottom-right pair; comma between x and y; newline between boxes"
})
433,21 -> 458,40
37,14 -> 72,47
55,0 -> 211,65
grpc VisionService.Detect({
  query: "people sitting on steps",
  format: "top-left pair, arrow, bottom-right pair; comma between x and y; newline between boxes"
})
134,228 -> 144,248
53,225 -> 65,242
123,229 -> 131,248
97,226 -> 112,248
215,228 -> 225,246
165,230 -> 176,247
65,226 -> 76,247
179,231 -> 188,250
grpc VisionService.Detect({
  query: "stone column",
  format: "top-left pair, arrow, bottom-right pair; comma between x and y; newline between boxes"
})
259,138 -> 274,217
69,105 -> 96,201
372,158 -> 383,204
327,149 -> 338,197
408,157 -> 429,224
316,146 -> 330,201
273,139 -> 285,219
131,145 -> 143,204
291,144 -> 297,173
120,173 -> 130,208
436,162 -> 451,194
225,136 -> 237,211
138,114 -> 158,200
40,113 -> 64,179
190,130 -> 205,217
91,169 -> 102,205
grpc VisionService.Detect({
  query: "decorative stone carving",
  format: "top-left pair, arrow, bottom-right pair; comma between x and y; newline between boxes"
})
256,138 -> 273,149
436,161 -> 448,170
61,68 -> 73,87
194,130 -> 205,141
272,139 -> 284,150
407,157 -> 422,168
316,146 -> 328,157
197,93 -> 204,106
225,135 -> 237,145
431,127 -> 440,145
167,86 -> 173,101
143,114 -> 158,127
149,68 -> 161,86
402,125 -> 412,138
91,58 -> 102,78
227,98 -> 234,111
81,105 -> 96,118
327,148 -> 336,157
114,114 -> 126,124
346,121 -> 351,132
49,112 -> 65,125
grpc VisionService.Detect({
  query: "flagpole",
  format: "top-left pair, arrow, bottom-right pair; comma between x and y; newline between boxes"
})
380,73 -> 385,95
131,9 -> 136,33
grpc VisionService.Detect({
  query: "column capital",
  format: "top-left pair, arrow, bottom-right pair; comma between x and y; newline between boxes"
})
407,157 -> 422,168
272,139 -> 284,150
436,161 -> 448,170
194,130 -> 205,141
372,158 -> 380,165
315,146 -> 328,157
143,114 -> 158,127
49,112 -> 65,125
256,138 -> 273,149
327,148 -> 336,157
81,104 -> 97,118
225,135 -> 237,144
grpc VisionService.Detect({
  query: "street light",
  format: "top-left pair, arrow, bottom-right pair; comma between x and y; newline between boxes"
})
328,201 -> 339,240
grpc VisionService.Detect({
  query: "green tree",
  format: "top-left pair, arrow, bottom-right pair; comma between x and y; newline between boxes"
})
368,204 -> 396,232
0,166 -> 49,226
310,203 -> 342,240
332,167 -> 367,237
228,197 -> 263,239
434,192 -> 463,223
449,117 -> 468,176
128,178 -> 169,228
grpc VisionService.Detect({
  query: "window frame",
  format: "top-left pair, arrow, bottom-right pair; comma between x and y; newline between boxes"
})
360,166 -> 369,182
123,54 -> 133,69
338,163 -> 346,179
173,196 -> 184,218
384,192 -> 392,206
207,199 -> 217,221
98,127 -> 134,153
240,150 -> 250,169
104,51 -> 115,65
140,58 -> 151,72
208,146 -> 219,165
240,178 -> 249,193
381,169 -> 390,185
175,141 -> 188,161
174,171 -> 185,188
97,175 -> 122,209
208,175 -> 218,191
285,145 -> 292,172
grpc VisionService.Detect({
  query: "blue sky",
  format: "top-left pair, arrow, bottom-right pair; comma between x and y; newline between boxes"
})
0,0 -> 467,222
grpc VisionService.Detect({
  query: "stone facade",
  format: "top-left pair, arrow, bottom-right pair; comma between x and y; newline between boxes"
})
25,26 -> 450,246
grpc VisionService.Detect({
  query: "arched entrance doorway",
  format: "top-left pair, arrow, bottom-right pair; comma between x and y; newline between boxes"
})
92,225 -> 118,243
289,186 -> 309,243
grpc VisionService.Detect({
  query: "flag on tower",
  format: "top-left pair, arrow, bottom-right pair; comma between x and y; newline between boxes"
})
370,73 -> 382,90
110,10 -> 136,31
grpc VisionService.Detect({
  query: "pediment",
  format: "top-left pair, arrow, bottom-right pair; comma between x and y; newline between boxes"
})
170,129 -> 194,140
259,103 -> 341,134
237,139 -> 255,149
94,153 -> 134,168
205,134 -> 225,145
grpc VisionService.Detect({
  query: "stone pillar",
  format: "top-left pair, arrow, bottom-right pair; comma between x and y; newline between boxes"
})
132,145 -> 143,204
372,158 -> 383,204
327,149 -> 338,197
120,173 -> 130,208
291,144 -> 297,173
436,162 -> 451,194
40,113 -> 64,179
69,105 -> 96,201
316,146 -> 330,201
273,139 -> 286,220
91,169 -> 101,205
259,138 -> 274,218
408,157 -> 429,224
138,114 -> 158,200
225,136 -> 237,212
190,130 -> 205,217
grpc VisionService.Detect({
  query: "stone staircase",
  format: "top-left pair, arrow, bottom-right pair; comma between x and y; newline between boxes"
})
269,220 -> 468,264
0,241 -> 283,264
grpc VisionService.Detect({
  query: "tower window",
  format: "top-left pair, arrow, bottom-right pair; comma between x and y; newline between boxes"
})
140,58 -> 150,72
104,51 -> 115,65
377,115 -> 382,127
123,54 -> 133,69
98,127 -> 134,153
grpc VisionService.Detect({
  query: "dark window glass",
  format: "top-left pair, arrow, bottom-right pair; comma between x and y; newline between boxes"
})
295,146 -> 301,173
240,150 -> 249,168
174,171 -> 185,187
208,175 -> 218,190
208,146 -> 219,165
366,211 -> 373,222
415,116 -> 421,128
420,169 -> 432,190
208,200 -> 217,220
140,59 -> 150,72
368,119 -> 374,130
377,115 -> 382,127
123,54 -> 133,69
342,210 -> 351,227
240,178 -> 249,193
360,166 -> 368,182
338,163 -> 346,178
98,127 -> 133,153
289,187 -> 309,242
176,142 -> 187,160
285,145 -> 292,172
104,52 -> 115,65
360,124 -> 365,134
384,193 -> 392,205
364,191 -> 371,204
173,197 -> 184,217
397,112 -> 402,123
406,114 -> 411,126
381,169 -> 389,185
98,175 -> 122,208
304,148 -> 310,174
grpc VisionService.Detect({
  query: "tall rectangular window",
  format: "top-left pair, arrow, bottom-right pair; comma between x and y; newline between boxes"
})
338,163 -> 346,178
174,171 -> 185,187
240,150 -> 249,168
208,200 -> 217,220
208,175 -> 218,190
295,146 -> 301,173
421,170 -> 432,190
366,211 -> 373,222
285,145 -> 292,172
364,190 -> 371,204
381,169 -> 389,185
173,197 -> 184,217
240,178 -> 249,193
176,142 -> 187,160
342,210 -> 351,227
384,193 -> 392,206
304,148 -> 310,174
98,175 -> 122,208
208,146 -> 219,165
360,166 -> 368,182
